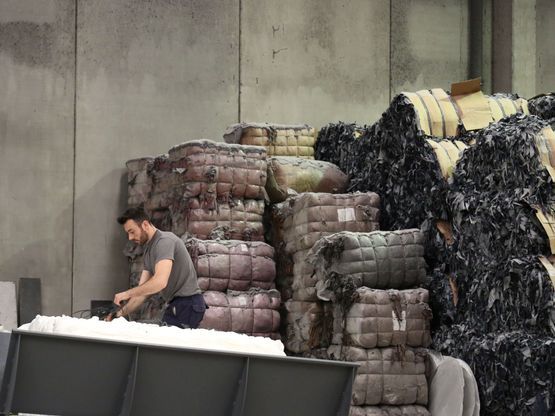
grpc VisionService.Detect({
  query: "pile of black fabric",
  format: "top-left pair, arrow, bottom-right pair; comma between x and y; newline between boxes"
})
528,93 -> 555,127
451,114 -> 554,207
434,326 -> 554,416
431,113 -> 555,415
455,256 -> 554,335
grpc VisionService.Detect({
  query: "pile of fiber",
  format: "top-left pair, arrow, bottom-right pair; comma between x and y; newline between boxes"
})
200,289 -> 281,339
224,123 -> 316,159
349,406 -> 430,416
265,156 -> 348,203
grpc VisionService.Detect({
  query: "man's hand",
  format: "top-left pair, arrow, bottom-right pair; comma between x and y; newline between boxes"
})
114,290 -> 131,306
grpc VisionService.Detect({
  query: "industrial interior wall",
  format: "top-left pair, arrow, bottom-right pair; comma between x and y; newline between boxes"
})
0,0 -> 532,315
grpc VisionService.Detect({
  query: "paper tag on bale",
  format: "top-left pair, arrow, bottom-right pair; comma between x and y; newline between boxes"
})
392,310 -> 407,331
337,207 -> 355,222
450,79 -> 492,131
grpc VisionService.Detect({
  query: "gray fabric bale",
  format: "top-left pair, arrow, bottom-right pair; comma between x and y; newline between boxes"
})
306,230 -> 427,300
200,289 -> 281,339
327,345 -> 428,406
332,288 -> 432,348
280,192 -> 381,254
185,238 -> 276,291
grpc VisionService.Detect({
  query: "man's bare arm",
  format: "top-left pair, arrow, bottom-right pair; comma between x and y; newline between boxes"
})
114,260 -> 172,306
117,270 -> 151,317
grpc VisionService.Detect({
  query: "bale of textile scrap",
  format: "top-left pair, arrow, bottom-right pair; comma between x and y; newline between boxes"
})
185,238 -> 275,292
200,289 -> 281,339
126,157 -> 153,207
434,326 -> 555,416
306,230 -> 427,301
223,123 -> 316,159
265,156 -> 348,203
326,346 -> 429,406
349,406 -> 430,416
150,140 -> 267,204
330,287 -> 432,348
170,197 -> 265,241
279,192 -> 380,254
283,300 -> 332,353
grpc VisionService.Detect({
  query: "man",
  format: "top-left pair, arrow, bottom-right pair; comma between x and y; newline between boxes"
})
112,207 -> 206,328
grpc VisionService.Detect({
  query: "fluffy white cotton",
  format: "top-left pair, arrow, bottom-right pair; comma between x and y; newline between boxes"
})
19,315 -> 285,357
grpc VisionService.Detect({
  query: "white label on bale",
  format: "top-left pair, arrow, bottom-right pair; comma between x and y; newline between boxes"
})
337,207 -> 355,222
392,310 -> 407,331
240,244 -> 249,253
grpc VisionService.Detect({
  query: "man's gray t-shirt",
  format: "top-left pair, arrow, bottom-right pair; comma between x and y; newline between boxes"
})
143,230 -> 200,301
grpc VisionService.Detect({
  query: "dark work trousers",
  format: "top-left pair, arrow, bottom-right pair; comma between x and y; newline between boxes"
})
162,293 -> 207,329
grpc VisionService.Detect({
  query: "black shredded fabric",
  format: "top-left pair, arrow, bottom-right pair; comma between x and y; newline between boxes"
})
455,257 -> 554,335
452,114 -> 554,208
528,93 -> 555,127
434,326 -> 555,416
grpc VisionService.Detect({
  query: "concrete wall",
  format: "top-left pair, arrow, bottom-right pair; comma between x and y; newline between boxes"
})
0,0 -> 475,315
391,0 -> 469,96
536,0 -> 555,92
0,0 -> 75,315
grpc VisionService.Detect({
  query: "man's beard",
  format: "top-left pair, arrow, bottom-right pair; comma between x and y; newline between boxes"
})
138,229 -> 149,245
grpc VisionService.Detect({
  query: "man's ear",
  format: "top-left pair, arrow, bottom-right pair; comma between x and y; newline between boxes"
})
140,220 -> 150,231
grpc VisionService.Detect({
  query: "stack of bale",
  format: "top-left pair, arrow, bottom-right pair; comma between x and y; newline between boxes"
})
123,140 -> 280,337
186,237 -> 280,339
224,123 -> 316,159
271,192 -> 381,305
434,113 -> 555,415
287,229 -> 433,416
315,87 -> 528,269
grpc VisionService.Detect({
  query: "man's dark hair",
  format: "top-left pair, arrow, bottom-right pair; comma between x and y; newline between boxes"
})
117,207 -> 151,225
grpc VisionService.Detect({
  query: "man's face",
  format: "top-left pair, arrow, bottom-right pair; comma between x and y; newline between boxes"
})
123,219 -> 149,245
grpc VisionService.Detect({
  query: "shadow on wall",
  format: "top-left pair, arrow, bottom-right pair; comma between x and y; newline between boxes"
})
72,168 -> 130,312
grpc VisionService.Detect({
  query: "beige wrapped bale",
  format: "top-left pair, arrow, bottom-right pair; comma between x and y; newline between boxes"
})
332,288 -> 432,348
200,289 -> 281,339
185,238 -> 276,291
349,405 -> 431,416
170,198 -> 265,241
280,192 -> 381,254
266,157 -> 348,203
223,123 -> 316,159
306,230 -> 427,300
328,346 -> 428,406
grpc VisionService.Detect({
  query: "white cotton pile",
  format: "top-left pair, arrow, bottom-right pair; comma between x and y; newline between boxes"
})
19,315 -> 285,357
